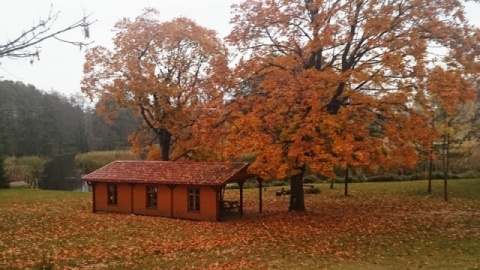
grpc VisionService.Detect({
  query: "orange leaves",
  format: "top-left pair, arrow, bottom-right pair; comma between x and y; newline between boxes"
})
82,9 -> 228,161
381,52 -> 405,71
427,66 -> 476,114
1,182 -> 480,269
146,145 -> 162,160
82,1 -> 480,183
225,0 -> 480,181
426,66 -> 478,180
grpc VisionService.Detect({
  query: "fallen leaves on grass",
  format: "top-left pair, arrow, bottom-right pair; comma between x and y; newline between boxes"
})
0,182 -> 479,269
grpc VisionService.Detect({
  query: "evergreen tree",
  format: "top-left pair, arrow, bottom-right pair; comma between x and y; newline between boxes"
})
0,156 -> 9,189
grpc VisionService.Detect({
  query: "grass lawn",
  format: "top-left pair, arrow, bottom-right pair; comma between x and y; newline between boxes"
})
0,180 -> 479,269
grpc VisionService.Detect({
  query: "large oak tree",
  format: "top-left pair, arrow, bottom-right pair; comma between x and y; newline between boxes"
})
224,0 -> 479,210
82,9 -> 228,161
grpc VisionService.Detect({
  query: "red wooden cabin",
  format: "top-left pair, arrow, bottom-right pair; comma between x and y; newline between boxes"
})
81,161 -> 260,222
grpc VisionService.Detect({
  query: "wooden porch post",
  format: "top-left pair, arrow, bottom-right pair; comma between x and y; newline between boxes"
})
210,186 -> 222,222
87,181 -> 96,213
216,187 -> 220,222
257,178 -> 263,214
168,185 -> 176,218
130,183 -> 135,214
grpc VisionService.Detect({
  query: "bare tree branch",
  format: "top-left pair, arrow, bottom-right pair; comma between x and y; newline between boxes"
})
0,5 -> 96,63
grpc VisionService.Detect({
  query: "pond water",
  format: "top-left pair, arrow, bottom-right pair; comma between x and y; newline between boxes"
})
39,154 -> 88,191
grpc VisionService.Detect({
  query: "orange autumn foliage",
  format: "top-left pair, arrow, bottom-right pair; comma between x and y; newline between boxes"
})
80,3 -> 480,210
427,67 -> 476,114
217,0 -> 480,209
223,0 -> 480,179
82,9 -> 228,161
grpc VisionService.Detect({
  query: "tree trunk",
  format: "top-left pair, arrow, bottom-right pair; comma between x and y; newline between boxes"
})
158,129 -> 171,161
330,178 -> 334,189
344,166 -> 349,196
428,146 -> 433,193
443,133 -> 450,201
326,83 -> 345,115
444,173 -> 448,201
289,165 -> 306,211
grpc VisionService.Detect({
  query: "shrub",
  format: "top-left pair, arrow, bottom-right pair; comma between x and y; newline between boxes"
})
408,173 -> 428,181
305,187 -> 321,194
271,180 -> 288,186
334,177 -> 345,183
240,153 -> 256,163
450,174 -> 461,179
75,150 -> 139,174
245,179 -> 259,189
3,156 -> 49,187
367,174 -> 402,182
459,171 -> 480,179
303,174 -> 320,183
225,183 -> 239,189
427,172 -> 462,180
0,156 -> 9,189
431,172 -> 443,179
349,175 -> 368,183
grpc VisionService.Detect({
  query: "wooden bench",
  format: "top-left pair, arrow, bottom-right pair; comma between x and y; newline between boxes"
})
276,185 -> 317,196
275,188 -> 291,196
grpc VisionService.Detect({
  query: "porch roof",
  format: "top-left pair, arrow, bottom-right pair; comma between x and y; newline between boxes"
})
81,161 -> 253,186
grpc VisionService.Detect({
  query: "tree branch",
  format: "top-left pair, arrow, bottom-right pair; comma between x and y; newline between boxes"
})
0,5 -> 96,62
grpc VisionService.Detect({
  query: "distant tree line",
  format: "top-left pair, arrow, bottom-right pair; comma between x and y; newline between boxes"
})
0,80 -> 139,157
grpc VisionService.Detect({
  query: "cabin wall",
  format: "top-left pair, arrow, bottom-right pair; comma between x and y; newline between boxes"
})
91,182 -> 219,221
172,185 -> 218,222
94,182 -> 132,213
132,184 -> 171,217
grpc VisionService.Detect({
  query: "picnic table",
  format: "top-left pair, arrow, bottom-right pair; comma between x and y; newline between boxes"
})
275,185 -> 318,196
222,200 -> 240,211
275,188 -> 291,196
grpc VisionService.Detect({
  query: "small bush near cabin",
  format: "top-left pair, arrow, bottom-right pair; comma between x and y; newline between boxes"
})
303,174 -> 320,183
304,186 -> 321,194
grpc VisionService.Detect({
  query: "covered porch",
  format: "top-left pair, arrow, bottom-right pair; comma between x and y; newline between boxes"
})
215,177 -> 264,221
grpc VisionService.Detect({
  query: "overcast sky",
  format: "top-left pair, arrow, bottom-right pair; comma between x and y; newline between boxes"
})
1,0 -> 479,97
0,0 -> 239,96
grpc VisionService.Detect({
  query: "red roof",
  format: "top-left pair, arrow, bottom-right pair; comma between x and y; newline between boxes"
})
81,161 -> 253,186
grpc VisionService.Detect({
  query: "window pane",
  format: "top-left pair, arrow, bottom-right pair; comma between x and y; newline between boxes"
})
146,186 -> 157,209
188,188 -> 200,212
107,184 -> 117,205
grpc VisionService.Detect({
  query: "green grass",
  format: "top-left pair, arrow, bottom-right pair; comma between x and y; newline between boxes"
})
0,180 -> 479,269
